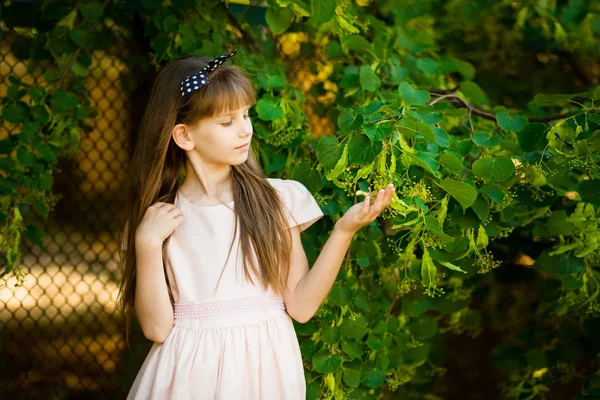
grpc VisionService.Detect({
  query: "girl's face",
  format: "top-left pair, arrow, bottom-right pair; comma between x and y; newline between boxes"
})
181,104 -> 253,166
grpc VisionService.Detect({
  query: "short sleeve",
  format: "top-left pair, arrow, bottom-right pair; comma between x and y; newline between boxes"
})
275,179 -> 324,231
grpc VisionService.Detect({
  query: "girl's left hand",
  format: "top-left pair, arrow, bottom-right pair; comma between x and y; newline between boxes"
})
334,183 -> 395,235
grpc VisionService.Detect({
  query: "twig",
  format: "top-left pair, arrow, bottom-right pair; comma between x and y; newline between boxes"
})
462,147 -> 484,181
428,92 -> 580,124
220,1 -> 259,53
55,48 -> 81,90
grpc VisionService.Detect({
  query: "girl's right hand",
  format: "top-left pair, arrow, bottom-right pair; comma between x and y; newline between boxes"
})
135,202 -> 187,248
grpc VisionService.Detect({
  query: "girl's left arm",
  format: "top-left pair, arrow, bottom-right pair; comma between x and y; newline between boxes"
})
283,183 -> 395,323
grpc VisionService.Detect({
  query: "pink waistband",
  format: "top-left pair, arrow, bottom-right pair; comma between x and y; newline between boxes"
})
173,294 -> 286,319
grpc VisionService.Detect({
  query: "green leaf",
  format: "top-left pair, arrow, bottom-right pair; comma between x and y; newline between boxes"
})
367,332 -> 386,350
472,157 -> 515,182
338,107 -> 362,132
51,89 -> 78,113
57,9 -> 77,29
535,249 -> 585,275
360,65 -> 381,92
416,58 -> 440,75
80,1 -> 104,22
396,119 -> 436,143
440,56 -> 475,80
325,144 -> 348,180
476,225 -> 489,249
470,196 -> 490,221
496,112 -> 528,132
316,135 -> 341,169
529,91 -> 594,106
329,284 -> 352,306
459,81 -> 488,105
518,122 -> 548,152
71,61 -> 89,77
152,33 -> 171,58
390,62 -> 408,84
348,134 -> 382,164
421,246 -> 437,287
439,261 -> 467,274
288,0 -> 310,17
362,368 -> 385,389
341,315 -> 368,340
411,152 -> 439,175
7,85 -> 22,101
294,320 -> 319,335
479,184 -> 505,204
341,35 -> 371,52
69,29 -> 93,48
2,102 -> 29,124
402,297 -> 431,317
308,0 -> 336,26
342,362 -> 362,388
24,224 -> 45,247
578,179 -> 600,205
439,178 -> 477,209
161,15 -> 178,33
547,209 -> 575,236
306,382 -> 320,400
398,82 -> 430,105
300,339 -> 317,359
312,348 -> 343,373
33,142 -> 57,164
342,339 -> 364,361
408,315 -> 438,340
266,6 -> 295,35
292,162 -> 323,192
472,132 -> 503,147
325,41 -> 344,58
17,147 -> 37,167
439,153 -> 464,174
322,325 -> 341,344
266,75 -> 287,90
256,98 -> 283,121
29,87 -> 45,101
433,127 -> 451,147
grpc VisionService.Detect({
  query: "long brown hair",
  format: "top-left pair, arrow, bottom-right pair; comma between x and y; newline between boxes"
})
117,55 -> 293,346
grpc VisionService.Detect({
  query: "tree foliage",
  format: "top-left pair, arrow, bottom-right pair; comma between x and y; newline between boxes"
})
2,0 -> 600,398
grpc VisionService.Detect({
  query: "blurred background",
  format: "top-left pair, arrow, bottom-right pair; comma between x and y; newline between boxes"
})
1,0 -> 599,399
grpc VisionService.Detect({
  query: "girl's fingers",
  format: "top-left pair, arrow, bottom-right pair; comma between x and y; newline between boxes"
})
362,195 -> 371,215
375,189 -> 386,209
371,184 -> 394,216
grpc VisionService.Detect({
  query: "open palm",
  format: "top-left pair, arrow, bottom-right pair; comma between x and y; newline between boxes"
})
335,183 -> 395,234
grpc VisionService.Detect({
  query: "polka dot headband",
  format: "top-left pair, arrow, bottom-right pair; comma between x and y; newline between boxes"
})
180,51 -> 238,97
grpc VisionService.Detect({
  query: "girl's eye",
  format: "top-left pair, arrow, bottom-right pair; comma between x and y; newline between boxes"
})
221,114 -> 250,127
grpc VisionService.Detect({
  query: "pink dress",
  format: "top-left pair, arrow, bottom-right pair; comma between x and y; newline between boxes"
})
126,178 -> 324,400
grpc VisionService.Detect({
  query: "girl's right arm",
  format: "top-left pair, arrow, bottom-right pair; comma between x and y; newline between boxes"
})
134,201 -> 186,343
134,240 -> 174,344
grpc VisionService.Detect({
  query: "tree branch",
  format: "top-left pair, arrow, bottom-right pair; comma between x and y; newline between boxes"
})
428,91 -> 583,124
220,1 -> 259,53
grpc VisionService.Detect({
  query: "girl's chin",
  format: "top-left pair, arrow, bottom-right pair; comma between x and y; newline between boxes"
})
230,154 -> 249,165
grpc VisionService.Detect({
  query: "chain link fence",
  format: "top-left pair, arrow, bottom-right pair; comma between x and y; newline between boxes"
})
1,19 -> 152,399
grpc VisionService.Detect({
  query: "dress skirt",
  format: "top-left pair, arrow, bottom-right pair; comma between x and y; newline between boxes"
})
126,294 -> 306,400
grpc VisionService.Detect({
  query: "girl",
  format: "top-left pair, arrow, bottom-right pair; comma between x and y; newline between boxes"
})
117,50 -> 395,399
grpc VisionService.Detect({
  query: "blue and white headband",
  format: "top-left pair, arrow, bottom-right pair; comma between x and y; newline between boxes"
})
180,51 -> 238,97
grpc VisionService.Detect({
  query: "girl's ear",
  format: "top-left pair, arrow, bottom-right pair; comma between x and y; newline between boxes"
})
172,123 -> 194,150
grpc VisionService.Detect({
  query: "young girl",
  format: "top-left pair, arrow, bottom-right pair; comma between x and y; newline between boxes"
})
118,50 -> 395,399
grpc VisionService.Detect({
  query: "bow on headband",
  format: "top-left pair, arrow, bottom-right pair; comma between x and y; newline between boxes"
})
180,51 -> 238,97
